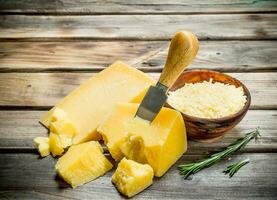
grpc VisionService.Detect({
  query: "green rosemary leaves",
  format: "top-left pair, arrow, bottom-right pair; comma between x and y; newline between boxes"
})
178,128 -> 260,179
223,158 -> 250,177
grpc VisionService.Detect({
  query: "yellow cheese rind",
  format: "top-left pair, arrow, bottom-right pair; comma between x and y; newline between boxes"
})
40,61 -> 155,144
97,103 -> 187,177
56,141 -> 113,188
34,137 -> 50,157
49,132 -> 64,157
112,158 -> 154,197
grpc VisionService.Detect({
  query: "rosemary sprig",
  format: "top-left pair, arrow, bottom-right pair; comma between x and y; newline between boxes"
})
223,158 -> 250,177
178,128 -> 260,179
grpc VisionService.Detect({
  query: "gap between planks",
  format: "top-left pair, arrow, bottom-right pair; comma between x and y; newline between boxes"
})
0,105 -> 275,111
1,38 -> 277,42
2,38 -> 277,43
0,0 -> 277,15
1,11 -> 277,16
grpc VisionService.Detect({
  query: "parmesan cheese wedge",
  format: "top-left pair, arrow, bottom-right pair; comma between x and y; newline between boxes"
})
98,103 -> 187,177
40,61 -> 155,144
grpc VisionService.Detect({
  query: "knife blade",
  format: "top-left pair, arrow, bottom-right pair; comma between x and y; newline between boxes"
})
135,31 -> 199,122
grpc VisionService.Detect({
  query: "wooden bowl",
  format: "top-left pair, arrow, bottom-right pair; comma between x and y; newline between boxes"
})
166,70 -> 251,143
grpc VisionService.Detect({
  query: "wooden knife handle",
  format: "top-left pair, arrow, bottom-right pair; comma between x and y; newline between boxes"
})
158,31 -> 199,88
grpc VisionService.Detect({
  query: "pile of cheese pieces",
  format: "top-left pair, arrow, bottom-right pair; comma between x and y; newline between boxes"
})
34,61 -> 187,197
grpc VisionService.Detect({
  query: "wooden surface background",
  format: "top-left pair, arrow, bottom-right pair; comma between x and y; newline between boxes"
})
0,1 -> 277,199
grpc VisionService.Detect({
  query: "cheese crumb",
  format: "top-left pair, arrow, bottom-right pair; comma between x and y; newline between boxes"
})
168,80 -> 247,119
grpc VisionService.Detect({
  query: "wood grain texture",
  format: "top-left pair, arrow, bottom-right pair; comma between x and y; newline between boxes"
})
0,14 -> 276,40
0,0 -> 276,14
0,41 -> 164,72
0,72 -> 276,109
0,0 -> 276,199
0,153 -> 276,199
136,40 -> 277,72
1,41 -> 276,72
0,110 -> 276,154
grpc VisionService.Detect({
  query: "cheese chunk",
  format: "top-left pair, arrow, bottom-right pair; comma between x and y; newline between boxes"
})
40,61 -> 155,144
56,141 -> 113,188
34,136 -> 49,146
49,132 -> 64,157
34,137 -> 50,157
112,158 -> 154,197
59,135 -> 72,148
97,103 -> 187,177
50,117 -> 77,138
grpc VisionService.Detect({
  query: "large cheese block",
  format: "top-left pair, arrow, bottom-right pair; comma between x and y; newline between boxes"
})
40,61 -> 155,144
56,141 -> 113,188
112,158 -> 154,197
97,103 -> 187,177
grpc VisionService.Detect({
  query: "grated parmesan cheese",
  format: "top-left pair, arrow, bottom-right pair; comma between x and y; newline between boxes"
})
167,79 -> 247,119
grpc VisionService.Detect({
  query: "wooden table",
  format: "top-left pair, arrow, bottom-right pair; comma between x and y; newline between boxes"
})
0,1 -> 277,199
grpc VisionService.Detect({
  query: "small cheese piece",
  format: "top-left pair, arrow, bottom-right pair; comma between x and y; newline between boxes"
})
49,132 -> 64,157
97,103 -> 187,177
40,107 -> 67,128
59,135 -> 72,148
56,141 -> 113,188
34,137 -> 50,157
40,61 -> 155,144
34,136 -> 49,146
50,118 -> 77,138
44,108 -> 74,150
112,158 -> 154,197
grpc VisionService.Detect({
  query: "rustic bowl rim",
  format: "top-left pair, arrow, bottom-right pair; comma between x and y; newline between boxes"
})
167,69 -> 251,123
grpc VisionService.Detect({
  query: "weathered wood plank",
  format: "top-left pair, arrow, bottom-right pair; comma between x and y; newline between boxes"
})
136,40 -> 277,72
0,41 -> 164,72
0,14 -> 276,40
0,73 -> 276,109
0,41 -> 276,72
1,0 -> 277,14
0,110 -> 275,154
0,153 -> 276,199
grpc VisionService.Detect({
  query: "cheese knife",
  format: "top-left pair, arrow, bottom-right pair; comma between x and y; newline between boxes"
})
135,31 -> 199,122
